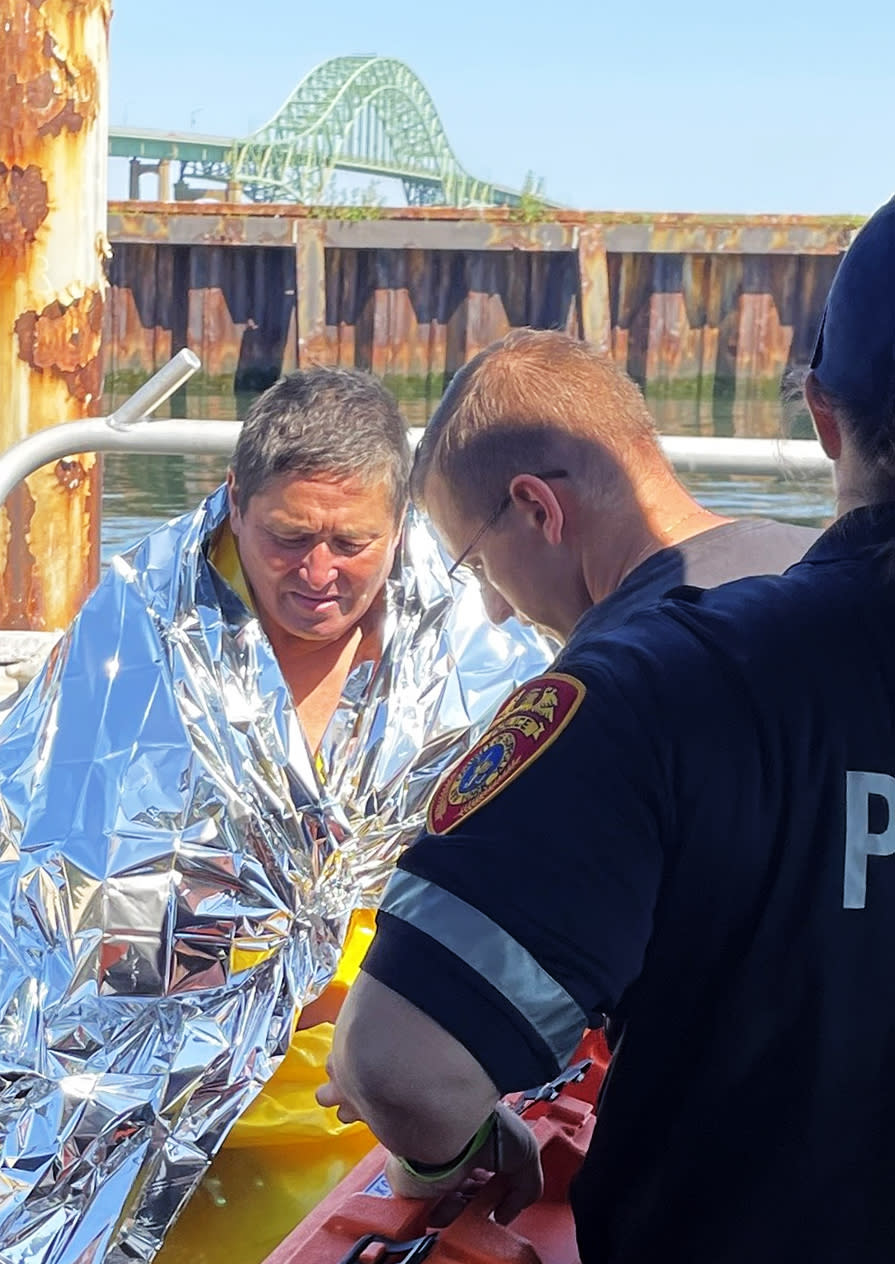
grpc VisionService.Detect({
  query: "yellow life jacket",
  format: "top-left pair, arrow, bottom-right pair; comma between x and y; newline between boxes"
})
209,519 -> 255,611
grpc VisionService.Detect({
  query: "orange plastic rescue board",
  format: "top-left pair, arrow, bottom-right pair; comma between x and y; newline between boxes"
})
262,1030 -> 610,1264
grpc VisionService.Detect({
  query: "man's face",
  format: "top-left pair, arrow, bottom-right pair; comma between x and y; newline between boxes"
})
424,472 -> 564,637
228,470 -> 402,644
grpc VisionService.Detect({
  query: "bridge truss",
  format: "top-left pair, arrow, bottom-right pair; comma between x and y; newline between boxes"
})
173,56 -> 538,208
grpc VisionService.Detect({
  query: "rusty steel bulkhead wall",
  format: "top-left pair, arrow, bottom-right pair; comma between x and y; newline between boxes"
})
104,206 -> 857,433
0,0 -> 110,630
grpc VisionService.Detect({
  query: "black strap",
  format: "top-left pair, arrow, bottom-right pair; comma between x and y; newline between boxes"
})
338,1232 -> 439,1264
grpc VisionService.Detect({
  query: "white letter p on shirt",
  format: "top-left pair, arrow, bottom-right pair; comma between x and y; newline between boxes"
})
844,770 -> 895,909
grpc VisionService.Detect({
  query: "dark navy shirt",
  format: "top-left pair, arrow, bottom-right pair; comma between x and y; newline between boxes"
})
364,504 -> 895,1263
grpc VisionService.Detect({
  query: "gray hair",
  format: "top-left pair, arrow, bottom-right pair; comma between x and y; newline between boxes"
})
230,368 -> 411,520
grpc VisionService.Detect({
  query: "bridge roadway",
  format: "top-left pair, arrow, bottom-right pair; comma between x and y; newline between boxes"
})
108,126 -> 530,206
109,126 -> 234,164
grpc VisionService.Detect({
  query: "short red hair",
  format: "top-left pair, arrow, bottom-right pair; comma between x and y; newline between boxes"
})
412,329 -> 660,517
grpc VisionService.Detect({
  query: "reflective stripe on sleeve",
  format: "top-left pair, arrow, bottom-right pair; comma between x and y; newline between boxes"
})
380,868 -> 587,1070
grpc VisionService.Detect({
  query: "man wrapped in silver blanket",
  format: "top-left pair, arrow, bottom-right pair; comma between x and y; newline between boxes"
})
0,369 -> 550,1264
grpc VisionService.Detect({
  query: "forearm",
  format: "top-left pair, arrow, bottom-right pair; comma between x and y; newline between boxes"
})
321,972 -> 545,1224
329,972 -> 499,1163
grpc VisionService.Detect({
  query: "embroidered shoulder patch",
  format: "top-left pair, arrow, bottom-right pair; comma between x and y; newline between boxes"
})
427,673 -> 587,835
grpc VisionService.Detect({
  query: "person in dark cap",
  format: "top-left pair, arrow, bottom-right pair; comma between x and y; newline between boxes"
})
807,195 -> 895,513
317,196 -> 895,1263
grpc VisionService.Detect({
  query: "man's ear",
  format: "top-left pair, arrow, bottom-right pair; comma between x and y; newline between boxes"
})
226,469 -> 241,533
507,474 -> 565,546
805,371 -> 842,461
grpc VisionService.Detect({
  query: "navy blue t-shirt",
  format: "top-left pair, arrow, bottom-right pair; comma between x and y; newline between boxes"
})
364,504 -> 895,1263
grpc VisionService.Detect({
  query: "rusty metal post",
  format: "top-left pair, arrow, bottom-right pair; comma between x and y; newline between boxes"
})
295,220 -> 330,365
0,0 -> 110,630
577,225 -> 612,354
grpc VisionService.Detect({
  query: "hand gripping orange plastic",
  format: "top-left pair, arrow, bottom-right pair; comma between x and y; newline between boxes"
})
261,1030 -> 609,1264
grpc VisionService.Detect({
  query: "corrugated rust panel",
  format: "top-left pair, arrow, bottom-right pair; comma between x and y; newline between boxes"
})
364,249 -> 453,390
641,254 -> 725,393
643,257 -> 686,389
314,247 -> 579,413
680,255 -> 715,390
790,255 -> 842,364
606,253 -> 625,367
366,249 -> 435,385
701,254 -> 726,387
240,246 -> 295,390
99,229 -> 843,418
323,246 -> 354,366
104,242 -> 178,378
462,253 -> 507,362
281,286 -> 300,376
187,246 -> 231,379
406,249 -> 438,381
733,256 -> 797,415
523,251 -> 578,333
103,242 -> 295,391
0,0 -> 110,631
612,254 -> 655,384
603,249 -> 839,409
710,257 -> 745,417
368,252 -> 397,381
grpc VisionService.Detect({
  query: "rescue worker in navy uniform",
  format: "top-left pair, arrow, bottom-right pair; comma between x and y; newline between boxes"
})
413,328 -> 818,646
318,198 -> 895,1262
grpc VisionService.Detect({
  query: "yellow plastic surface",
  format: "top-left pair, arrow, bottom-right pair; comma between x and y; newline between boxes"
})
155,911 -> 378,1264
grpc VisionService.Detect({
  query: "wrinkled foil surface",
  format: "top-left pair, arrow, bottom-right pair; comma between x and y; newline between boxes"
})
0,486 -> 551,1263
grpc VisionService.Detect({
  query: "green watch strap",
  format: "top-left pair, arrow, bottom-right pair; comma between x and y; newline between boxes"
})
395,1112 -> 496,1184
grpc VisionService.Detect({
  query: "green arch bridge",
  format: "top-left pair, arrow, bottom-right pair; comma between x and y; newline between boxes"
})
110,56 -> 552,208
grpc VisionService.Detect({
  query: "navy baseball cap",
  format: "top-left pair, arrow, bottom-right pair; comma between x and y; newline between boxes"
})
811,195 -> 895,411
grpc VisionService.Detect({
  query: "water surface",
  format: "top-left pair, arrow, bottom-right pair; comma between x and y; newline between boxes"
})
100,387 -> 834,566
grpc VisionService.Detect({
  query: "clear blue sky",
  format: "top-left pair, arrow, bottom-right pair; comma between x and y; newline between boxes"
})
109,0 -> 893,215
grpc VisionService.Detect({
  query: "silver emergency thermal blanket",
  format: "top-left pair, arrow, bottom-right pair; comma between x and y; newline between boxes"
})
0,485 -> 551,1263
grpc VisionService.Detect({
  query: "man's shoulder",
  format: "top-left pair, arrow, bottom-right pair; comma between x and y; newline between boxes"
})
716,515 -> 820,549
671,517 -> 820,583
560,566 -> 813,703
564,517 -> 820,652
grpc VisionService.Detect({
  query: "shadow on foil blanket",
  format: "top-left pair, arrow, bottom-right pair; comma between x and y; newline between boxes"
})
0,485 -> 551,1264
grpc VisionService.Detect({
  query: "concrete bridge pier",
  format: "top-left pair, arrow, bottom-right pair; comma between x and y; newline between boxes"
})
129,156 -> 172,201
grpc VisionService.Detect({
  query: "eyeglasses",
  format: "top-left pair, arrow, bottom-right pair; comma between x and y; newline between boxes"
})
447,469 -> 569,579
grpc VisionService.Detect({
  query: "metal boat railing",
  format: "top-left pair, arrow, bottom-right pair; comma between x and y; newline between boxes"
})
0,353 -> 834,509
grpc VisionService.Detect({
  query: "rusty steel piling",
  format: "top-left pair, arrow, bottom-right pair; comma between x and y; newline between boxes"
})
0,0 -> 111,630
103,204 -> 859,425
